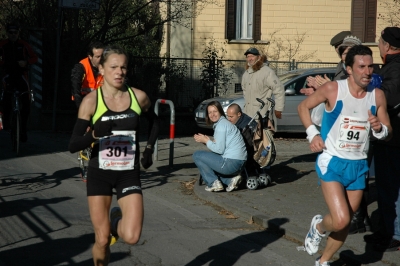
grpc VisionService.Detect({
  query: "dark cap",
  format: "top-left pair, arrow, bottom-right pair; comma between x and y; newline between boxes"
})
244,47 -> 260,56
381,27 -> 400,47
330,31 -> 352,47
6,23 -> 20,31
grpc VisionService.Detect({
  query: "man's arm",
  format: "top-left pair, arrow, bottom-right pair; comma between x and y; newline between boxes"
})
264,68 -> 285,118
372,88 -> 392,141
379,70 -> 400,112
298,82 -> 336,152
71,63 -> 85,108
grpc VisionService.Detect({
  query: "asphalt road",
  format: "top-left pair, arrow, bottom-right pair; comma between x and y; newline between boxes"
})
0,130 -> 322,266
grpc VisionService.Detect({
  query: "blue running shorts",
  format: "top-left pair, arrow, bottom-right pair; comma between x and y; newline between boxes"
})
315,152 -> 368,190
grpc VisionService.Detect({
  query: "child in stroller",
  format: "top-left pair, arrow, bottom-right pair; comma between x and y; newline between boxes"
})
240,97 -> 276,190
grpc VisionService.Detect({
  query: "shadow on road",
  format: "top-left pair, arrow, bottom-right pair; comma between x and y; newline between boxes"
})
184,218 -> 289,266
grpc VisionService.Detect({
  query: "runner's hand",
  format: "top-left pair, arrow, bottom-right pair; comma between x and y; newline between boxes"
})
310,135 -> 325,152
141,148 -> 153,169
368,110 -> 382,133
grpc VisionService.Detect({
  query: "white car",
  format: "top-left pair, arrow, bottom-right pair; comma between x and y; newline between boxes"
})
194,67 -> 336,132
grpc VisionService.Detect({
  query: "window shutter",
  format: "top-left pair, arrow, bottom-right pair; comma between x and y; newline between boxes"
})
351,0 -> 377,42
351,0 -> 366,40
253,0 -> 261,42
366,0 -> 377,42
226,0 -> 236,40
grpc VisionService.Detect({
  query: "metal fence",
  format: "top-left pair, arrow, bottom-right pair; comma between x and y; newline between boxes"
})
127,57 -> 337,110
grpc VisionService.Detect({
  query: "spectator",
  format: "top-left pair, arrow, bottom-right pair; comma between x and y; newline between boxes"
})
241,48 -> 285,131
226,103 -> 257,132
71,41 -> 104,108
193,101 -> 247,193
364,27 -> 400,252
0,21 -> 38,142
298,45 -> 392,265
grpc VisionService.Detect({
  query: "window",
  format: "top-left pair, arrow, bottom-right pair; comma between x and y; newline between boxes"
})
226,0 -> 261,42
236,0 -> 253,39
351,0 -> 377,42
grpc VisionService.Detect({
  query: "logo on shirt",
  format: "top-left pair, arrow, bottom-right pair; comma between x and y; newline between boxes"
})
101,113 -> 135,121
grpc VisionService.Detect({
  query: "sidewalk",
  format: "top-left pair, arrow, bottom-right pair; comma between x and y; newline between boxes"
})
158,136 -> 397,266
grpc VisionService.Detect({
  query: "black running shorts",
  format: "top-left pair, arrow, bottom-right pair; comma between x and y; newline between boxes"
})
87,166 -> 142,199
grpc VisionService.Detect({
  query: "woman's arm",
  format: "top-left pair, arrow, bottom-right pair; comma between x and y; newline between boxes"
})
132,87 -> 160,169
206,120 -> 228,154
68,92 -> 97,153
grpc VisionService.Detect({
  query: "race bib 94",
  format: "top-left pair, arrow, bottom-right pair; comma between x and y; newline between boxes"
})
336,115 -> 370,152
99,131 -> 136,170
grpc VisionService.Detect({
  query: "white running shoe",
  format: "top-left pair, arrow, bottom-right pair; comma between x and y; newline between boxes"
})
205,180 -> 224,192
226,174 -> 242,192
315,256 -> 330,266
305,214 -> 325,255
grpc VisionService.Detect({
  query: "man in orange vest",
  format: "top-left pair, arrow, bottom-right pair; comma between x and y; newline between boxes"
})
71,41 -> 104,108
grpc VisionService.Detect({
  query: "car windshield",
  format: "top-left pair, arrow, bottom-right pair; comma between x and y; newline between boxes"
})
278,72 -> 303,84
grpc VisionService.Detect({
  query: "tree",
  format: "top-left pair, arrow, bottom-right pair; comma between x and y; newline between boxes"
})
378,0 -> 400,27
256,28 -> 317,63
0,0 -> 215,110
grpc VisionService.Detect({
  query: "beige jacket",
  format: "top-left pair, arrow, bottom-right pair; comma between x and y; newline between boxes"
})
241,64 -> 285,117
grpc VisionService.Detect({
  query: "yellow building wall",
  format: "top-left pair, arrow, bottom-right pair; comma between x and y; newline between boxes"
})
160,0 -> 393,65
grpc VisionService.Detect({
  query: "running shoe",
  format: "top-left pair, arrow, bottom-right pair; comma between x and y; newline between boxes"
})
315,256 -> 330,266
109,207 -> 122,245
305,214 -> 325,255
226,174 -> 242,192
205,180 -> 224,192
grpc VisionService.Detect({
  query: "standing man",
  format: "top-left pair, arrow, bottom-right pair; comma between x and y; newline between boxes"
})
0,22 -> 38,142
241,48 -> 285,130
298,45 -> 391,265
71,41 -> 104,108
364,27 -> 400,252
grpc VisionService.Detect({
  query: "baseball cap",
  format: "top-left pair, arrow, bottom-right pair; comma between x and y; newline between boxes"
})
330,31 -> 352,47
244,47 -> 260,56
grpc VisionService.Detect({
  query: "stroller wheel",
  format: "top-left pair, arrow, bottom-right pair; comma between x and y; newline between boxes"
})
259,174 -> 271,187
246,177 -> 259,190
198,174 -> 204,186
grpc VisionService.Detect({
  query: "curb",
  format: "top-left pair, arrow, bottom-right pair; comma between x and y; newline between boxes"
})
193,182 -> 389,266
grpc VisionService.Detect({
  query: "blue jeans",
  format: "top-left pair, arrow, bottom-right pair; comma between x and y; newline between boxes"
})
192,150 -> 246,187
374,144 -> 400,240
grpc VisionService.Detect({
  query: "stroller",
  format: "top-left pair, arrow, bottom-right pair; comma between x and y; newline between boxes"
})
241,97 -> 276,190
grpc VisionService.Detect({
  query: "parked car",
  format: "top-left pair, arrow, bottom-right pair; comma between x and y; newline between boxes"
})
194,67 -> 336,132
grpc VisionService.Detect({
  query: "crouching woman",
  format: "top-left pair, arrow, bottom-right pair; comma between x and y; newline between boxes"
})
193,101 -> 247,192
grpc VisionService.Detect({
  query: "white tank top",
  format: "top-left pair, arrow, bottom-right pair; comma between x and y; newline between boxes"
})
320,79 -> 376,160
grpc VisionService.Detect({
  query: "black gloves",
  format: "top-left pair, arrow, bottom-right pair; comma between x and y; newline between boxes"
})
93,120 -> 113,138
141,147 -> 153,169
